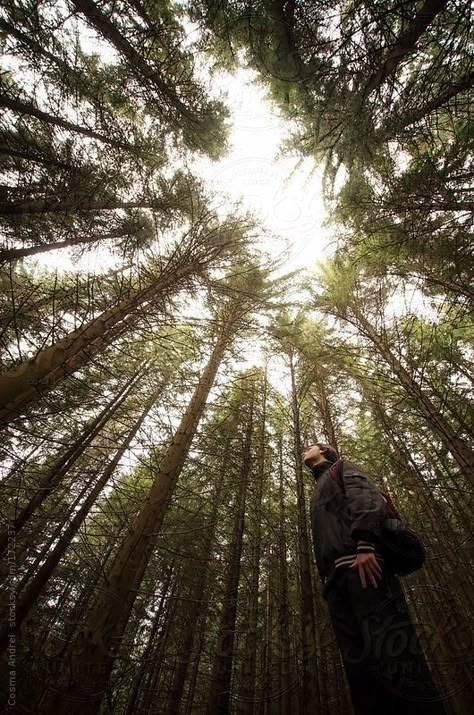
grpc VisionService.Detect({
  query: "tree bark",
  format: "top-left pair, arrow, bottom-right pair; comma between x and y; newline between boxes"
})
207,390 -> 254,715
0,258 -> 203,427
262,544 -> 274,715
378,70 -> 474,137
0,369 -> 139,555
0,388 -> 158,650
288,351 -> 320,712
0,143 -> 74,170
0,18 -> 85,89
0,191 -> 181,216
164,438 -> 231,715
0,92 -> 140,152
364,0 -> 448,96
124,561 -> 175,715
311,373 -> 340,453
71,0 -> 198,123
351,307 -> 474,484
239,374 -> 266,714
0,264 -> 132,329
0,228 -> 131,263
45,313 -> 237,714
276,436 -> 295,715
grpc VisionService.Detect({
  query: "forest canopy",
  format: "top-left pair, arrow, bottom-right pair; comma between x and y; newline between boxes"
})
0,1 -> 472,713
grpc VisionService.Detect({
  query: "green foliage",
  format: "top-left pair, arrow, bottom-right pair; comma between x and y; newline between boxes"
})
0,3 -> 472,713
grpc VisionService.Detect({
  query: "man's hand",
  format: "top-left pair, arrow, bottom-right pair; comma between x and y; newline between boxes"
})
349,553 -> 382,589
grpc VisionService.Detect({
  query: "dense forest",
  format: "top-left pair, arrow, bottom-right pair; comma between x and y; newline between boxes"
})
0,1 -> 472,713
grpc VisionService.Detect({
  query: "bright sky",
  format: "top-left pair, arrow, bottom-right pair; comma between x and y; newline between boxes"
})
191,68 -> 333,273
31,66 -> 333,276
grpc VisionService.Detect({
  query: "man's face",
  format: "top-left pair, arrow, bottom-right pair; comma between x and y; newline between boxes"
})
302,444 -> 324,467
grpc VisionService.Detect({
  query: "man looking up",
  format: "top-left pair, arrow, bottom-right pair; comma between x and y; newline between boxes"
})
303,442 -> 447,715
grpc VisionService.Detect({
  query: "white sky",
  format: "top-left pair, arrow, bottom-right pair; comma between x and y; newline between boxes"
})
30,67 -> 333,276
190,68 -> 334,273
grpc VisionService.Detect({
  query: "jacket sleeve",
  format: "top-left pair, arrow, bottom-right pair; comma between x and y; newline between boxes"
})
341,463 -> 385,547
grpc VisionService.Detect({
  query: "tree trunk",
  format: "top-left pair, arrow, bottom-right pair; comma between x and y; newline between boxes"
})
71,0 -> 197,124
379,70 -> 474,138
239,374 -> 266,714
45,313 -> 237,714
0,228 -> 131,262
364,0 -> 448,95
15,469 -> 96,592
0,388 -> 158,650
262,545 -> 274,715
138,583 -> 180,713
0,142 -> 74,170
0,91 -> 140,152
0,191 -> 181,216
0,264 -> 132,329
165,438 -> 231,715
207,391 -> 254,715
0,18 -> 87,92
0,258 -> 203,427
276,436 -> 295,715
124,561 -> 175,715
0,369 -> 140,554
311,374 -> 340,453
351,308 -> 474,484
41,525 -> 126,674
288,351 -> 320,712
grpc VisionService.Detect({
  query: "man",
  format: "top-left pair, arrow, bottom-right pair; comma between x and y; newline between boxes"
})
303,443 -> 447,715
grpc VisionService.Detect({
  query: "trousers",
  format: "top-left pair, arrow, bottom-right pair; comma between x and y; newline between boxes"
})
325,566 -> 448,715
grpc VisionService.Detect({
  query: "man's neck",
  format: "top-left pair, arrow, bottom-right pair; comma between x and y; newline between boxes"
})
311,459 -> 332,479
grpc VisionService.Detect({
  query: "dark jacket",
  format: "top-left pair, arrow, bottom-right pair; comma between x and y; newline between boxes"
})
309,460 -> 387,582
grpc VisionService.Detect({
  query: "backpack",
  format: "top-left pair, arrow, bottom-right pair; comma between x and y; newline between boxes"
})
329,460 -> 426,576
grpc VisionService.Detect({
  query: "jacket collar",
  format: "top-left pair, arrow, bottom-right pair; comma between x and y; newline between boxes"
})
311,459 -> 333,480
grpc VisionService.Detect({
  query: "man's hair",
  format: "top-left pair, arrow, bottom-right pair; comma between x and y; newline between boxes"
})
315,443 -> 338,464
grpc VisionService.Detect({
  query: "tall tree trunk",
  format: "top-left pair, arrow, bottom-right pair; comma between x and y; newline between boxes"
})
207,391 -> 254,715
288,350 -> 320,711
71,0 -> 197,124
0,228 -> 131,263
0,368 -> 140,554
378,70 -> 474,138
0,388 -> 158,650
0,192 -> 182,216
262,544 -> 274,715
184,613 -> 206,715
421,375 -> 474,440
45,313 -> 237,714
351,307 -> 474,484
311,373 -> 340,453
0,264 -> 132,330
0,92 -> 139,152
364,0 -> 448,95
165,438 -> 232,715
184,557 -> 223,715
124,561 -> 175,715
0,18 -> 83,84
369,394 -> 470,536
276,437 -> 295,715
0,257 -> 204,427
133,571 -> 180,713
40,523 -> 127,678
15,469 -> 98,592
0,142 -> 75,170
239,373 -> 267,714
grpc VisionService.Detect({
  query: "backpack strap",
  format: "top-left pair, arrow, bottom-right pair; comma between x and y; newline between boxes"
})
329,459 -> 345,493
381,491 -> 401,520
